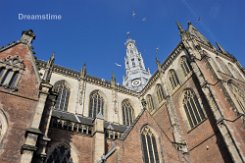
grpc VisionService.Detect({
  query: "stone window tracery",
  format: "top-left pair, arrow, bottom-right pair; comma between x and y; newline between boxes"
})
122,100 -> 134,126
229,83 -> 245,114
183,89 -> 206,128
156,84 -> 164,103
0,109 -> 7,143
53,80 -> 70,111
168,69 -> 180,89
228,63 -> 243,80
180,56 -> 191,76
146,94 -> 154,112
89,90 -> 104,118
141,126 -> 160,163
216,57 -> 232,76
0,55 -> 24,90
46,144 -> 73,163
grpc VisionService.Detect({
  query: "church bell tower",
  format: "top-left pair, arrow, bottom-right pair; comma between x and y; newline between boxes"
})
122,38 -> 151,92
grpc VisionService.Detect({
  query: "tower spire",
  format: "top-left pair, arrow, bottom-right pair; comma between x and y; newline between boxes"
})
216,42 -> 227,54
80,64 -> 87,79
43,52 -> 55,83
155,48 -> 163,72
111,72 -> 116,87
176,21 -> 184,34
122,37 -> 151,92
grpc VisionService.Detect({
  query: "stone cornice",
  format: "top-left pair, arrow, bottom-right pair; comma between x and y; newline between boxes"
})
161,42 -> 184,70
197,40 -> 236,62
140,42 -> 184,96
36,60 -> 80,78
0,41 -> 20,53
36,60 -> 139,96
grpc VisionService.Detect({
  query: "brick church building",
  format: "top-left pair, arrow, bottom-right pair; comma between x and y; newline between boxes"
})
0,22 -> 244,163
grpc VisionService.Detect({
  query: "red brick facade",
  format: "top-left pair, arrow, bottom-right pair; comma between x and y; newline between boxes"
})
0,42 -> 40,163
0,24 -> 244,163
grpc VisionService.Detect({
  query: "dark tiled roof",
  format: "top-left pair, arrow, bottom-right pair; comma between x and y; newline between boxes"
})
52,110 -> 93,125
52,110 -> 128,132
105,122 -> 128,133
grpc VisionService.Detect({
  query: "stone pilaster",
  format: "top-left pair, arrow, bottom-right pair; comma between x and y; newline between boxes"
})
111,73 -> 119,123
189,59 -> 244,163
20,82 -> 52,163
79,64 -> 87,115
35,92 -> 57,162
179,24 -> 244,161
156,60 -> 188,159
93,112 -> 105,163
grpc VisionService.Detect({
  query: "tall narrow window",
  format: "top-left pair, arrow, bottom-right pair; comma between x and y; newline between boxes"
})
141,126 -> 160,163
9,71 -> 19,88
132,61 -> 136,67
0,67 -> 5,79
122,100 -> 134,126
229,83 -> 245,113
183,89 -> 206,128
46,145 -> 73,163
53,80 -> 70,111
169,69 -> 180,89
0,69 -> 11,85
0,109 -> 8,144
180,56 -> 191,76
89,90 -> 104,118
146,94 -> 154,112
216,57 -> 232,76
156,84 -> 164,103
0,56 -> 24,90
228,63 -> 243,80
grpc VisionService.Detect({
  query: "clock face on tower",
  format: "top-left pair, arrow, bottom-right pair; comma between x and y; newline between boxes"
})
132,79 -> 141,87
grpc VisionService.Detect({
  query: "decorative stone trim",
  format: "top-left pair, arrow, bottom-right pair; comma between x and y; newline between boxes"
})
36,60 -> 138,96
36,60 -> 79,78
0,41 -> 20,53
21,144 -> 38,153
198,41 -> 236,62
50,117 -> 93,136
0,55 -> 25,91
105,129 -> 122,140
25,128 -> 43,137
140,43 -> 184,95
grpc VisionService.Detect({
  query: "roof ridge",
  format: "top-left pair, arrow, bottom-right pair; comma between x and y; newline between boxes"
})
0,41 -> 20,53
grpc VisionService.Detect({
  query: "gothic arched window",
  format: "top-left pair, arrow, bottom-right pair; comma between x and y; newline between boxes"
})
53,80 -> 70,111
229,83 -> 245,113
0,69 -> 11,85
0,56 -> 24,90
180,56 -> 191,76
9,71 -> 19,88
89,90 -> 104,118
228,63 -> 243,80
156,84 -> 164,103
0,67 -> 5,79
122,100 -> 134,126
141,126 -> 160,163
0,109 -> 8,144
169,69 -> 180,89
183,89 -> 206,128
216,57 -> 232,76
146,94 -> 154,112
46,145 -> 73,163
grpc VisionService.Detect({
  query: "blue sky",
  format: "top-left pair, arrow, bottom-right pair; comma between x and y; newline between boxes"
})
0,0 -> 245,83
